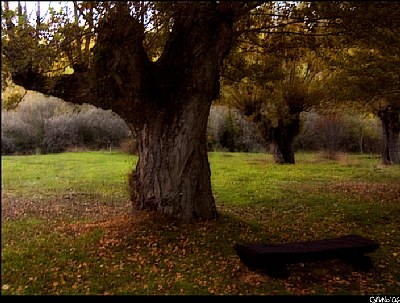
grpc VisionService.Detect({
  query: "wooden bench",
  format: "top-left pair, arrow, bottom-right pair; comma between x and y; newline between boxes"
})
234,234 -> 380,278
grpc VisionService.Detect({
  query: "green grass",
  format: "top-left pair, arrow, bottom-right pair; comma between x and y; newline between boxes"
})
1,151 -> 135,199
2,151 -> 400,295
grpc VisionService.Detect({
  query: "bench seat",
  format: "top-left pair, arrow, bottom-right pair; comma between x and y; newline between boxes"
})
234,234 -> 380,278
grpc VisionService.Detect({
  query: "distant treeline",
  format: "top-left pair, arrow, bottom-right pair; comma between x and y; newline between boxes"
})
2,94 -> 382,156
207,105 -> 382,155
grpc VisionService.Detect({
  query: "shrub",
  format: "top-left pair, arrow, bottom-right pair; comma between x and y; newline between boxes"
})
39,107 -> 132,154
41,114 -> 82,154
79,107 -> 131,150
1,136 -> 15,155
1,111 -> 40,154
3,92 -> 132,154
220,110 -> 243,152
207,105 -> 265,152
294,111 -> 381,154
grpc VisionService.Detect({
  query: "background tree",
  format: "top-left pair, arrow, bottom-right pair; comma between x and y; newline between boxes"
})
220,2 -> 329,163
320,49 -> 400,164
2,1 -> 261,221
223,1 -> 400,164
314,2 -> 400,164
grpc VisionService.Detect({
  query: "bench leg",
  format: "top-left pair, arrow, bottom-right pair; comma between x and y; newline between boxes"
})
261,263 -> 290,279
341,255 -> 374,271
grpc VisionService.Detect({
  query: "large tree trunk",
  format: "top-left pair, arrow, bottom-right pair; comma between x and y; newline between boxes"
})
121,4 -> 234,220
129,94 -> 217,219
379,108 -> 400,165
269,114 -> 300,164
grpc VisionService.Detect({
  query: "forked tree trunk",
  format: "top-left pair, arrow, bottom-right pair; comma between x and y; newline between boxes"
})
129,95 -> 217,220
379,108 -> 400,165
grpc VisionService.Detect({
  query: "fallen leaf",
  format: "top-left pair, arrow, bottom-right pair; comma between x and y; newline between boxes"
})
2,284 -> 10,290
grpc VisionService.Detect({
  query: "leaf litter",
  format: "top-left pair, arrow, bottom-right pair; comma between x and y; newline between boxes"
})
2,178 -> 400,295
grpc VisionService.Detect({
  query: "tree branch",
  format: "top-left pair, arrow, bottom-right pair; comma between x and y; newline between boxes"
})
11,63 -> 93,106
9,4 -> 152,121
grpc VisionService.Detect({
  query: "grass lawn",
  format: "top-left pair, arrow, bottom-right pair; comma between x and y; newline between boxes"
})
1,151 -> 400,295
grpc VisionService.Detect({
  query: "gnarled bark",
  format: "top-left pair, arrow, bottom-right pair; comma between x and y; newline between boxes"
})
130,95 -> 217,219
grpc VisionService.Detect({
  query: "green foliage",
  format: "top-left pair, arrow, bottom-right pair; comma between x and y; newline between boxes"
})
312,2 -> 400,114
1,89 -> 26,110
220,111 -> 243,152
1,2 -> 62,77
2,151 -> 400,294
320,48 -> 400,113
